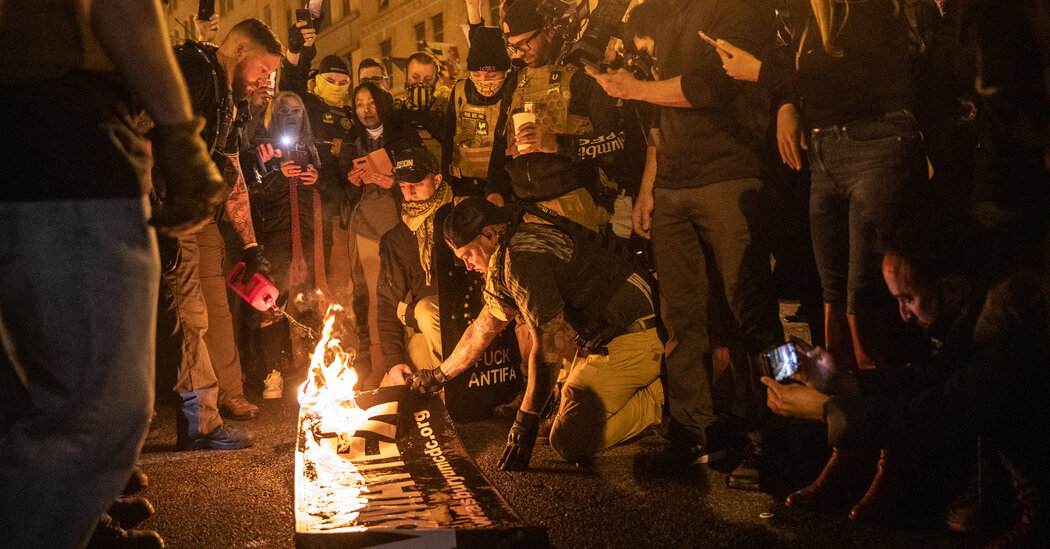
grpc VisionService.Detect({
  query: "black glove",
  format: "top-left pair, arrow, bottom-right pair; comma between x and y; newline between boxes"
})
148,117 -> 225,237
497,410 -> 539,471
409,367 -> 447,394
287,23 -> 306,54
241,245 -> 273,283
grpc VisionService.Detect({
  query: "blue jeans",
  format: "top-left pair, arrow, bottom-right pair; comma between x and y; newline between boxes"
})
0,197 -> 159,548
808,111 -> 926,312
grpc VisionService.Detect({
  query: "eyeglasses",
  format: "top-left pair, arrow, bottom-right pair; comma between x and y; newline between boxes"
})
506,28 -> 542,56
360,75 -> 390,86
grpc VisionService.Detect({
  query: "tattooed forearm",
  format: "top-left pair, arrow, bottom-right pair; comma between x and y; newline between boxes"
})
523,313 -> 567,414
222,155 -> 257,246
441,306 -> 511,378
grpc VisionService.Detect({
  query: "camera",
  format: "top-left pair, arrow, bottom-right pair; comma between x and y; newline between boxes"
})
538,0 -> 633,70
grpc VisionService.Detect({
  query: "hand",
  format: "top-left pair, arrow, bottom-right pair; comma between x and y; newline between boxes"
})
240,245 -> 273,283
299,165 -> 319,185
250,84 -> 274,108
710,37 -> 762,82
367,172 -> 395,190
776,103 -> 806,171
632,187 -> 654,239
498,410 -> 540,471
486,193 -> 506,207
258,143 -> 282,163
148,117 -> 226,237
794,342 -> 837,394
347,167 -> 365,186
388,364 -> 412,386
410,367 -> 447,394
584,66 -> 640,100
514,122 -> 557,155
761,377 -> 829,421
194,13 -> 219,43
280,160 -> 302,179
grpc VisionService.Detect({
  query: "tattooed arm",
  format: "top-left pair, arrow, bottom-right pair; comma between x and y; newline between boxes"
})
522,312 -> 570,415
439,305 -> 512,379
222,154 -> 258,246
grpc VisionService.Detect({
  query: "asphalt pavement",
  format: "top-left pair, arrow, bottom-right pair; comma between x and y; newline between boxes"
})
135,305 -> 981,548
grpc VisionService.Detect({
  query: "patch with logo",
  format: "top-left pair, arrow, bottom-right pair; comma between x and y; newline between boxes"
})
323,113 -> 334,124
340,117 -> 352,130
549,72 -> 561,84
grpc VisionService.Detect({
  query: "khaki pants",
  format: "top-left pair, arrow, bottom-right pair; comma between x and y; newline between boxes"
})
549,326 -> 664,462
407,295 -> 442,371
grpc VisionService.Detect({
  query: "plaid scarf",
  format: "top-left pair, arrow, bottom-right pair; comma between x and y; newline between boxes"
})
400,183 -> 453,285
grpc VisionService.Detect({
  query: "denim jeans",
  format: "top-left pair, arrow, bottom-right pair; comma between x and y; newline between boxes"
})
0,197 -> 158,548
650,179 -> 784,443
807,111 -> 926,312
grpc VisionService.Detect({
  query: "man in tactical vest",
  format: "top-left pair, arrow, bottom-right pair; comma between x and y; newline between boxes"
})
163,18 -> 282,450
378,148 -> 456,379
406,194 -> 664,470
487,0 -> 627,231
442,26 -> 513,200
0,0 -> 223,545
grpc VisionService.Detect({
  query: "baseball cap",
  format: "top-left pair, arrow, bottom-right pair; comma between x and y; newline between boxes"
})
393,147 -> 439,183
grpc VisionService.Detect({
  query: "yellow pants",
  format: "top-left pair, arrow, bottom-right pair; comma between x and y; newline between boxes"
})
549,326 -> 664,462
525,187 -> 601,233
407,295 -> 442,371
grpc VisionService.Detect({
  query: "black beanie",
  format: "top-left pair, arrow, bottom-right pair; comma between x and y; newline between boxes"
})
467,26 -> 511,72
317,55 -> 350,76
443,197 -> 515,249
502,0 -> 544,37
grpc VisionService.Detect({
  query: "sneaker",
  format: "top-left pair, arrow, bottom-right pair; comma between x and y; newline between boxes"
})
176,423 -> 254,451
726,443 -> 778,492
220,395 -> 260,420
262,370 -> 284,399
108,495 -> 154,529
86,513 -> 164,549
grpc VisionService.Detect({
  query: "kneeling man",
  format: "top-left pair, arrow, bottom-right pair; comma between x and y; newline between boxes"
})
402,197 -> 663,470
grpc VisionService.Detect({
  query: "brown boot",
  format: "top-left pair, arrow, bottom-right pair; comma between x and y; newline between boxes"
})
786,447 -> 878,512
847,313 -> 879,371
824,302 -> 858,372
849,449 -> 917,522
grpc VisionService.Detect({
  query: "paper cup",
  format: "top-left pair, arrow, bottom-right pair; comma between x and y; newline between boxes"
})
512,112 -> 537,152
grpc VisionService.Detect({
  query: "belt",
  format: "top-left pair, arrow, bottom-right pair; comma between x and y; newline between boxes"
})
624,314 -> 657,334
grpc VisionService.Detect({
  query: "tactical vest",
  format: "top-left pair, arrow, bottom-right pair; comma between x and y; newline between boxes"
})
510,63 -> 592,136
451,79 -> 502,180
489,202 -> 642,352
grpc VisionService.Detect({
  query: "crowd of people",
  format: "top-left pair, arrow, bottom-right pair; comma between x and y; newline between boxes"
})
2,0 -> 1048,547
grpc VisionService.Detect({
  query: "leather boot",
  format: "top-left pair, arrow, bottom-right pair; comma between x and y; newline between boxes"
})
849,449 -> 917,522
786,447 -> 878,512
847,313 -> 879,371
824,302 -> 858,372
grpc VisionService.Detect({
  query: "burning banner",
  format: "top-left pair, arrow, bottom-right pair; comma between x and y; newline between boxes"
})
295,307 -> 547,548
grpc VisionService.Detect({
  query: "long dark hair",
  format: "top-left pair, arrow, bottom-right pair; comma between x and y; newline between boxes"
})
349,82 -> 395,138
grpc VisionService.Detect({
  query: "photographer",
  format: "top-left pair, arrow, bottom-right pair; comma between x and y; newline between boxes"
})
161,18 -> 283,449
763,214 -> 1048,543
488,0 -> 626,230
404,192 -> 663,471
592,0 -> 785,488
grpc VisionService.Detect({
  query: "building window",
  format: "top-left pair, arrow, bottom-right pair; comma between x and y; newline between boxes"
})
263,5 -> 271,27
341,0 -> 351,19
379,0 -> 388,10
431,13 -> 443,42
322,0 -> 332,30
414,22 -> 426,46
286,8 -> 293,30
380,39 -> 393,76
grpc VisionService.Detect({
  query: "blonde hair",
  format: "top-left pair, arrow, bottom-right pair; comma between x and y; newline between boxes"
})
809,0 -> 900,57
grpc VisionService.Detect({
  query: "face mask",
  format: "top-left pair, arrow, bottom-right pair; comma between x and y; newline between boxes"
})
406,83 -> 435,111
470,76 -> 505,97
314,75 -> 350,107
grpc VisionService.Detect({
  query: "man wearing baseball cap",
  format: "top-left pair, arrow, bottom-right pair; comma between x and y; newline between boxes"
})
401,197 -> 664,471
378,148 -> 456,383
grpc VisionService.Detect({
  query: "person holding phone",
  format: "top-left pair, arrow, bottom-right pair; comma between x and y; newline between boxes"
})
763,213 -> 1048,541
591,0 -> 785,491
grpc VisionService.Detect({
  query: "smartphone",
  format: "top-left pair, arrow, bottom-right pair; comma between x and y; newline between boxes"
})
197,0 -> 215,21
698,31 -> 725,53
295,8 -> 312,27
764,342 -> 800,382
